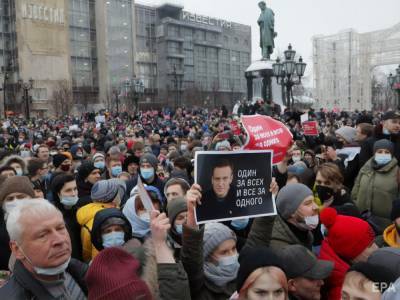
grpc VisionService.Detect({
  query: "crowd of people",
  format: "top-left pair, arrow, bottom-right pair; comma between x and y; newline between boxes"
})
0,105 -> 399,299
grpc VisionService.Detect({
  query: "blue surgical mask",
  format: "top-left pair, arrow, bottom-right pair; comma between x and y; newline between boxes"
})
141,168 -> 154,180
102,231 -> 125,248
19,244 -> 71,276
15,169 -> 23,176
375,153 -> 392,165
383,128 -> 391,135
218,254 -> 239,267
140,212 -> 151,223
230,218 -> 249,230
60,195 -> 79,207
111,165 -> 122,177
175,224 -> 183,235
94,161 -> 105,170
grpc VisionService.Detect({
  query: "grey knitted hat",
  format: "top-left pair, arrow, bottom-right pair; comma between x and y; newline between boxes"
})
167,197 -> 187,225
91,179 -> 119,203
203,223 -> 236,259
373,139 -> 394,154
276,183 -> 314,220
139,153 -> 159,170
335,126 -> 356,144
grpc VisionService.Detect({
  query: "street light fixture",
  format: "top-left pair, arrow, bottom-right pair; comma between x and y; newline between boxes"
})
388,64 -> 400,109
272,44 -> 307,110
18,78 -> 34,119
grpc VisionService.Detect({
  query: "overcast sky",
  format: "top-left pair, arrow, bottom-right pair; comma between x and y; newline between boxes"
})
138,0 -> 400,81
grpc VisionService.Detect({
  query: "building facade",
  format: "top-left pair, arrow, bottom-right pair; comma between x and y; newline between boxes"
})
2,1 -> 251,117
313,23 -> 400,111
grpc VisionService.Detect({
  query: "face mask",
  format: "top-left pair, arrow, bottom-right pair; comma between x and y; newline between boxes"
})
20,150 -> 31,158
230,218 -> 249,230
111,166 -> 122,177
19,244 -> 71,276
15,169 -> 23,176
94,161 -> 105,170
76,153 -> 83,158
60,195 -> 79,207
60,164 -> 70,172
32,257 -> 71,276
2,200 -> 17,218
383,128 -> 391,135
141,168 -> 154,180
180,144 -> 187,151
218,254 -> 239,267
140,212 -> 150,223
374,153 -> 392,166
304,215 -> 319,230
18,138 -> 24,143
316,185 -> 335,203
292,155 -> 301,162
102,231 -> 125,248
175,224 -> 183,235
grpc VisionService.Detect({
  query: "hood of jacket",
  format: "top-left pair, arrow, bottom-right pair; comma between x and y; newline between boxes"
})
91,208 -> 132,251
383,224 -> 400,248
76,202 -> 114,227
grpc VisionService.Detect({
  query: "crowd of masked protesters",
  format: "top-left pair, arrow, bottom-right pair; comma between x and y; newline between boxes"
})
0,104 -> 399,299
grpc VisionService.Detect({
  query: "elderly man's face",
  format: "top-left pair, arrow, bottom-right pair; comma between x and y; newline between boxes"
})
211,166 -> 233,198
12,211 -> 71,271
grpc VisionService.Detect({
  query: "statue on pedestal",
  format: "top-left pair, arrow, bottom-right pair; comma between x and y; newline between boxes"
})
258,1 -> 277,60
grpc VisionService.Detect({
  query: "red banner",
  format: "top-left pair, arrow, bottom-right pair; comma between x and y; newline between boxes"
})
230,120 -> 241,135
302,121 -> 319,136
242,115 -> 293,164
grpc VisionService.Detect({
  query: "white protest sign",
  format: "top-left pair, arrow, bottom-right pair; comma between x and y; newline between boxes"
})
137,177 -> 154,212
300,113 -> 309,124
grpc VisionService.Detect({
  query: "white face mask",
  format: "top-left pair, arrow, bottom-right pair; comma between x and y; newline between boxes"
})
304,215 -> 319,230
292,155 -> 301,162
139,212 -> 150,223
60,195 -> 79,208
2,200 -> 18,219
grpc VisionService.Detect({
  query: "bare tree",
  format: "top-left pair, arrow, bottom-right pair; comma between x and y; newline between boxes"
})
52,80 -> 73,117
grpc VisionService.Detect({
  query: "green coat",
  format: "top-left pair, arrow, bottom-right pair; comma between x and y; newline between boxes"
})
352,157 -> 399,225
181,225 -> 236,300
269,215 -> 313,251
244,215 -> 276,249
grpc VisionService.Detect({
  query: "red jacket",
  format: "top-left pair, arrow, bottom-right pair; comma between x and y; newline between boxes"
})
318,240 -> 350,300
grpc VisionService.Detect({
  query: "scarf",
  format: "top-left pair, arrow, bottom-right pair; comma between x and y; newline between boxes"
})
204,261 -> 238,287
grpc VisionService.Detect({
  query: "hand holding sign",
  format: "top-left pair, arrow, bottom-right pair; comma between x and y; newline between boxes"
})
150,210 -> 170,243
186,184 -> 202,228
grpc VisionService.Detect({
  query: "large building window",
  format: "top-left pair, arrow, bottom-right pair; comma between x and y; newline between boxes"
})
168,41 -> 181,54
168,24 -> 180,37
184,50 -> 194,65
207,47 -> 218,61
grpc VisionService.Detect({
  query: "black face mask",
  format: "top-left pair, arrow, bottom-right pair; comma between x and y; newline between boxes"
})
316,185 -> 335,202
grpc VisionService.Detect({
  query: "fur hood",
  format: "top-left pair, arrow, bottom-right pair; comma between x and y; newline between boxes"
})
1,155 -> 27,174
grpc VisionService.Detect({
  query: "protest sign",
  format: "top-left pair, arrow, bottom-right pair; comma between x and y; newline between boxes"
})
242,115 -> 293,164
95,115 -> 106,124
137,177 -> 155,212
194,150 -> 275,224
302,121 -> 319,136
300,113 -> 309,124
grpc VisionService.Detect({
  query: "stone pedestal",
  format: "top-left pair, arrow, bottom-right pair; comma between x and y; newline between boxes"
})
245,60 -> 283,106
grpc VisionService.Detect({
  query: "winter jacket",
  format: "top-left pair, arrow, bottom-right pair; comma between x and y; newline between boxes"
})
359,125 -> 400,167
0,210 -> 10,270
126,175 -> 165,205
352,157 -> 399,228
376,224 -> 400,248
76,202 -> 115,262
181,225 -> 236,300
244,215 -> 276,249
62,207 -> 83,261
0,258 -> 88,300
76,179 -> 93,208
318,240 -> 350,300
269,215 -> 314,251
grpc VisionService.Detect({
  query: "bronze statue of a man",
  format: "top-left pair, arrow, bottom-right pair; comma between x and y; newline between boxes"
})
258,1 -> 277,60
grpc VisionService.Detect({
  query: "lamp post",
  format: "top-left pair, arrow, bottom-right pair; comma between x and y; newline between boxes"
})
1,71 -> 8,119
18,78 -> 34,119
272,44 -> 306,110
172,64 -> 179,108
132,77 -> 145,112
388,65 -> 400,109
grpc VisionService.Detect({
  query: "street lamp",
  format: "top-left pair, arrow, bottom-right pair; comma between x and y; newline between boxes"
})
272,44 -> 306,110
171,64 -> 182,108
132,76 -> 145,112
388,64 -> 400,109
18,78 -> 34,119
